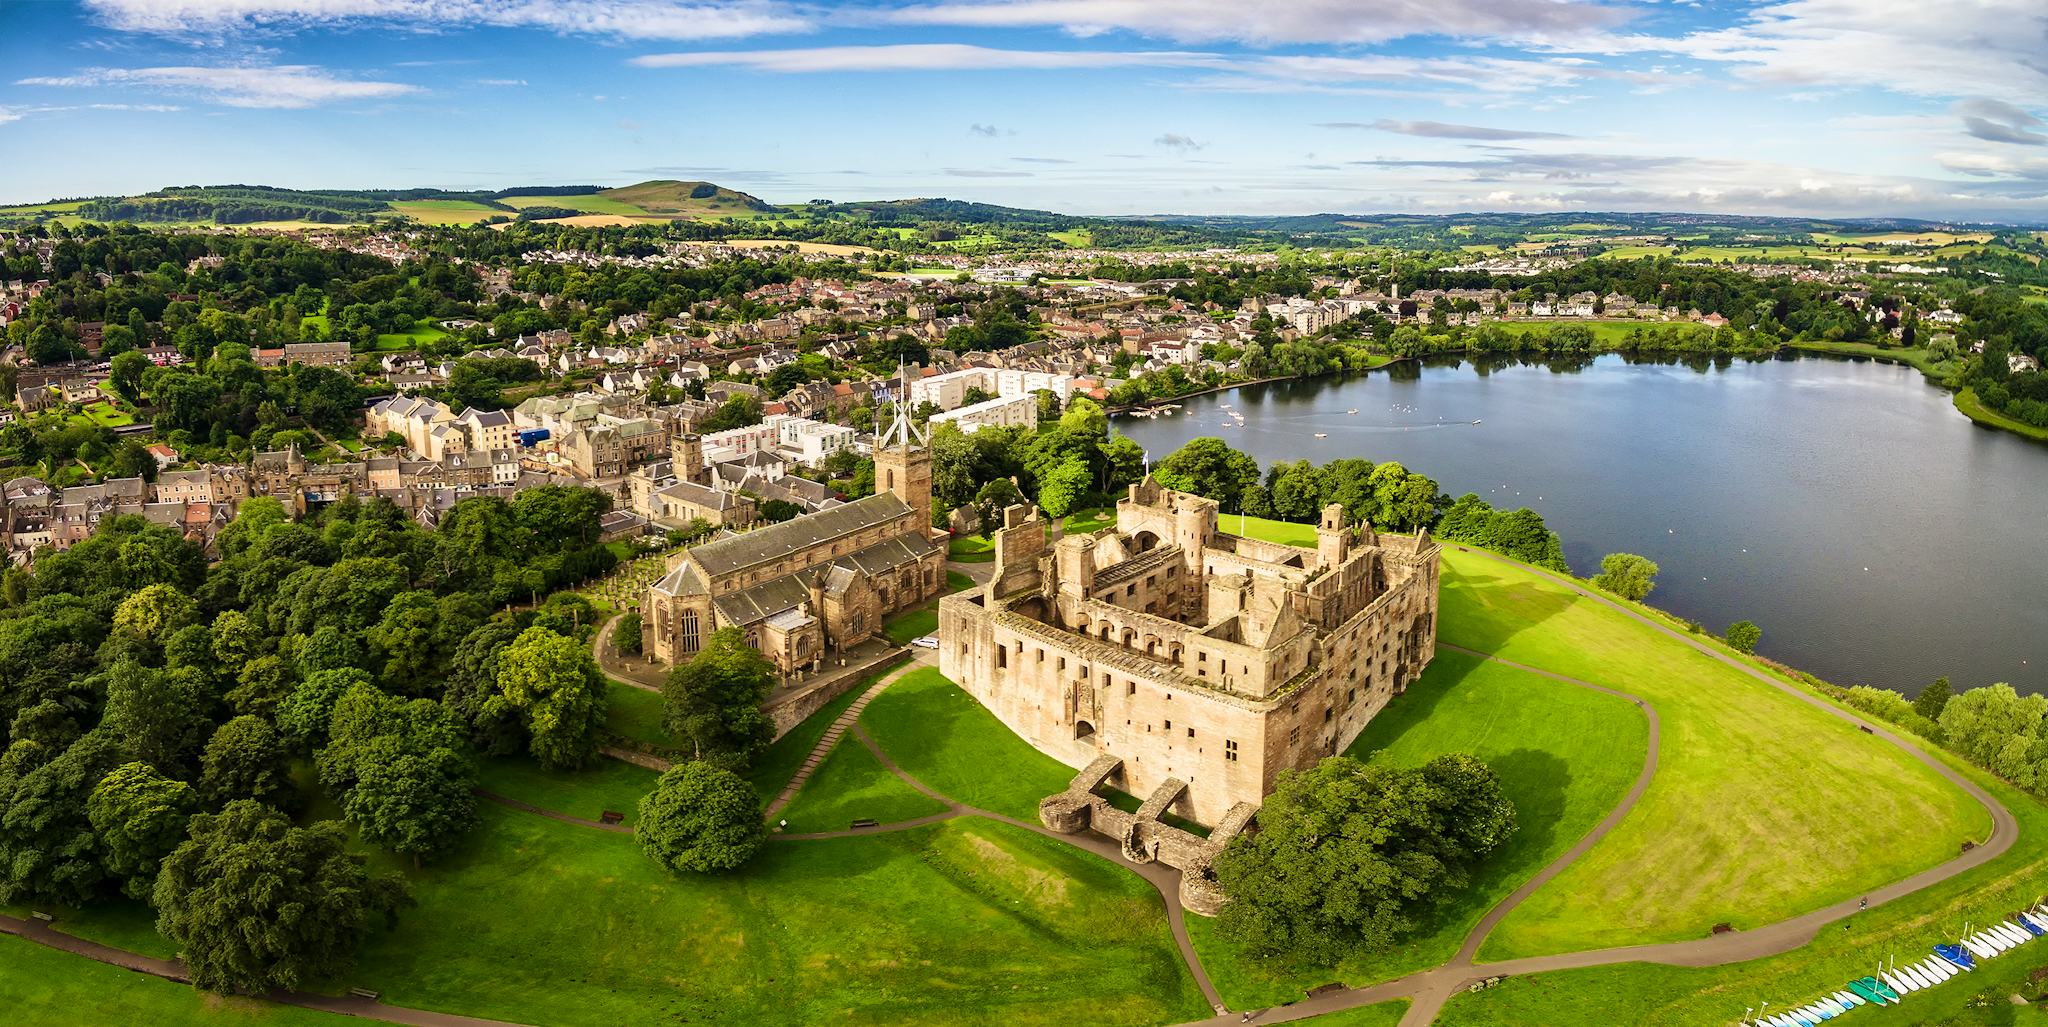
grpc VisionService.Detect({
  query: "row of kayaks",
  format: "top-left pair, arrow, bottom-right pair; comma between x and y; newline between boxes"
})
1748,907 -> 2048,1026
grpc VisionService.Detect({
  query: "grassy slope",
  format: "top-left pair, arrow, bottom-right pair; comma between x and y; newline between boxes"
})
350,806 -> 1208,1027
1954,387 -> 2048,442
1790,340 -> 1954,377
1188,649 -> 1649,1007
1440,755 -> 2048,1027
498,193 -> 651,217
1215,518 -> 1988,956
385,199 -> 502,225
0,934 -> 353,1027
778,735 -> 949,832
861,666 -> 1078,820
476,755 -> 658,825
1439,551 -> 1990,956
604,681 -> 668,746
746,674 -> 871,801
600,181 -> 778,220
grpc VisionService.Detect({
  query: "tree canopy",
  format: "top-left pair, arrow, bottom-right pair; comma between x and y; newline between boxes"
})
636,762 -> 768,874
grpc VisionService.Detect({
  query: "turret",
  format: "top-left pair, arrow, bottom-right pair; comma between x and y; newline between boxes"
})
1316,503 -> 1349,569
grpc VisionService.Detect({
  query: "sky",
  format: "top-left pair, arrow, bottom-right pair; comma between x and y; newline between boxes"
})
2,0 -> 2047,221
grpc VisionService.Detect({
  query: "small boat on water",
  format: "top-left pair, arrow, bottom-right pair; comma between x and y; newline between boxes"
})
1314,433 -> 1328,438
1346,408 -> 1358,414
1471,419 -> 1483,425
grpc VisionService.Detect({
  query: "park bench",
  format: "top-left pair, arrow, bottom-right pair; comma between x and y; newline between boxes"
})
600,810 -> 625,825
849,818 -> 880,829
348,988 -> 381,1001
29,910 -> 54,922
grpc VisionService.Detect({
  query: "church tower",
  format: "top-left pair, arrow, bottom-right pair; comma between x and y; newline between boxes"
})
670,432 -> 705,485
875,360 -> 934,529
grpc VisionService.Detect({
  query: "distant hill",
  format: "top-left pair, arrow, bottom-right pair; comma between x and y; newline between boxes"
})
600,180 -> 779,217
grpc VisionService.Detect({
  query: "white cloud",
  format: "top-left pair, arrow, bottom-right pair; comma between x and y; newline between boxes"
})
885,0 -> 1632,46
0,108 -> 21,126
630,43 -> 1226,72
1318,119 -> 1578,141
18,65 -> 419,108
83,0 -> 807,40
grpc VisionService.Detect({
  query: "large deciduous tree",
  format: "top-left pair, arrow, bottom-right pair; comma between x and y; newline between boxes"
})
317,683 -> 477,863
661,627 -> 775,771
1213,754 -> 1517,963
153,800 -> 409,994
489,626 -> 608,770
86,761 -> 196,899
636,761 -> 767,874
198,715 -> 296,810
1593,553 -> 1660,602
1724,620 -> 1762,654
1154,437 -> 1262,513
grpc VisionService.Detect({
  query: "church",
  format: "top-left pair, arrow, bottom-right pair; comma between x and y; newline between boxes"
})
640,390 -> 944,676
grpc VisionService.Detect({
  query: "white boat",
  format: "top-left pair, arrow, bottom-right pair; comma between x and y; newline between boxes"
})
1890,969 -> 1921,993
1471,418 -> 1482,425
2023,912 -> 2048,932
2006,921 -> 2037,943
1346,408 -> 1357,414
1965,935 -> 1997,958
1917,958 -> 1952,982
1897,966 -> 1926,990
1835,990 -> 1865,1006
1881,971 -> 1912,994
1313,433 -> 1328,438
1993,924 -> 2025,947
1909,963 -> 1939,988
1822,996 -> 1849,1014
1978,930 -> 2009,953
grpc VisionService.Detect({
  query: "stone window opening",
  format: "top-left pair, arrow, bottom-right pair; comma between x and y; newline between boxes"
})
1164,719 -> 1171,731
1186,727 -> 1195,739
1225,739 -> 1239,762
997,647 -> 1007,669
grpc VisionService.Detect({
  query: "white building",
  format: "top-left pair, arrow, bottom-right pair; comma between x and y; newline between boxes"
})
910,366 -> 1074,412
700,420 -> 782,464
772,414 -> 857,463
929,393 -> 1038,435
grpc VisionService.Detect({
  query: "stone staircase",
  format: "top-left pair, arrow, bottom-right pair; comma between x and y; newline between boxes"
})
764,674 -> 896,819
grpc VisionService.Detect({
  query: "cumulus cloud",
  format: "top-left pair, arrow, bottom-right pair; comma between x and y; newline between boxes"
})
1011,156 -> 1073,164
1318,118 -> 1577,141
1956,98 -> 2047,146
887,0 -> 1632,46
17,65 -> 419,108
83,0 -> 807,41
968,122 -> 999,136
1155,132 -> 1202,150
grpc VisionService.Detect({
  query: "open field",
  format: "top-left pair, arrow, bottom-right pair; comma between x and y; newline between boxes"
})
476,755 -> 657,825
779,735 -> 949,832
497,193 -> 651,217
373,319 -> 449,351
1188,648 -> 1649,1007
1304,1002 -> 1412,1027
386,199 -> 504,225
346,805 -> 1208,1027
675,238 -> 879,256
0,934 -> 354,1027
67,402 -> 135,428
0,199 -> 89,214
1439,754 -> 2048,1027
861,666 -> 1078,820
1439,552 -> 1990,957
1049,228 -> 1094,247
1791,340 -> 1955,377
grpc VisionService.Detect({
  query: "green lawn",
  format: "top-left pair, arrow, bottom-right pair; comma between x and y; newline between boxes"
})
1790,340 -> 1953,378
603,682 -> 669,747
948,535 -> 995,560
883,606 -> 938,644
68,402 -> 135,428
0,934 -> 355,1027
1438,758 -> 2048,1026
373,319 -> 449,352
1048,229 -> 1094,247
1955,387 -> 2048,442
1438,550 -> 1991,957
475,755 -> 658,825
1302,1001 -> 1412,1026
947,570 -> 975,592
861,667 -> 1078,819
1489,318 -> 1705,346
2,894 -> 177,961
350,805 -> 1208,1026
778,736 -> 949,832
745,672 -> 873,801
1189,649 -> 1649,1008
1063,507 -> 1117,534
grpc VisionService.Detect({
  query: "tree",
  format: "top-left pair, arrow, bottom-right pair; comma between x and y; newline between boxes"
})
636,762 -> 768,874
662,627 -> 776,770
111,582 -> 199,641
109,349 -> 151,404
489,627 -> 608,770
1938,684 -> 2046,768
972,477 -> 1025,536
1724,620 -> 1762,654
1914,676 -> 1953,723
87,761 -> 196,899
101,659 -> 213,778
1036,457 -> 1092,519
1212,754 -> 1516,962
154,801 -> 409,994
615,612 -> 643,656
317,683 -> 477,863
275,668 -> 373,754
198,716 -> 295,810
1154,437 -> 1261,512
1593,553 -> 1659,602
0,729 -> 125,904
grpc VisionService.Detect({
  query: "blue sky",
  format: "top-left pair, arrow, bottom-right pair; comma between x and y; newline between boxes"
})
3,0 -> 2047,220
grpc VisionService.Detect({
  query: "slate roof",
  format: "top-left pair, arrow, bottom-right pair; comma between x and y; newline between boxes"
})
683,492 -> 912,578
705,531 -> 936,627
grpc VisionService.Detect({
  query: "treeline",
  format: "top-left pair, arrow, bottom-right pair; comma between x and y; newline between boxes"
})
0,489 -> 623,989
1822,675 -> 2048,799
1382,321 -> 1768,358
1953,295 -> 2048,429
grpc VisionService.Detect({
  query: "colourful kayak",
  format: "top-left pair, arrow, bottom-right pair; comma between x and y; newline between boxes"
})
1846,978 -> 1889,1006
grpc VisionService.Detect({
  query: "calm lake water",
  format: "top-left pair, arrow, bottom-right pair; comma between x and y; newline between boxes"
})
1115,353 -> 2046,697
